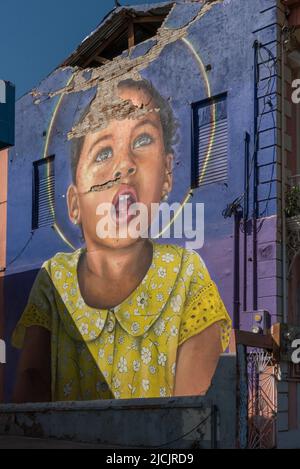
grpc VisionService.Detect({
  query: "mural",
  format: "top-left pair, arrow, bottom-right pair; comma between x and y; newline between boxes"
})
10,64 -> 232,401
3,0 -> 300,448
7,0 -> 274,403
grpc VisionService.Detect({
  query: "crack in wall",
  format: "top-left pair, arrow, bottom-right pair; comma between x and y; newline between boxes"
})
32,0 -> 223,140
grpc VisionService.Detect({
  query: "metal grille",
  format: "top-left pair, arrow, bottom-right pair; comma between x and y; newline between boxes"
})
193,95 -> 228,187
247,350 -> 277,449
32,156 -> 55,230
238,345 -> 278,449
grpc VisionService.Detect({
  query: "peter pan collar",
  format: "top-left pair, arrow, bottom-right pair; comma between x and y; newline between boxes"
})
50,242 -> 183,342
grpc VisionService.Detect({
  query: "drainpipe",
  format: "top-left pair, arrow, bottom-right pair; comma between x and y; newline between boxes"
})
253,40 -> 259,312
233,207 -> 243,329
243,132 -> 250,312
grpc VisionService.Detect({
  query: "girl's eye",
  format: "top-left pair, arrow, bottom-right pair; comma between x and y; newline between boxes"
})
95,147 -> 113,163
133,134 -> 153,149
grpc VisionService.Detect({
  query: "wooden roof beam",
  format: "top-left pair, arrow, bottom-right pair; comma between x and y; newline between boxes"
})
128,21 -> 135,49
83,23 -> 129,67
132,16 -> 165,24
93,56 -> 110,65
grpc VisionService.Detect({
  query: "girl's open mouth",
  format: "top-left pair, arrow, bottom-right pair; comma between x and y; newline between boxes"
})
112,186 -> 138,225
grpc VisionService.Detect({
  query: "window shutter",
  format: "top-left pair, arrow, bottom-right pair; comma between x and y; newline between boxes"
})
32,156 -> 55,229
193,95 -> 228,187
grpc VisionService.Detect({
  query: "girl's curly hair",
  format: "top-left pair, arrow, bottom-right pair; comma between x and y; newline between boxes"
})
70,78 -> 178,183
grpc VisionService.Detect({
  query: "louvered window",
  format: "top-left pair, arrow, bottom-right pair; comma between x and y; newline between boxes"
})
192,94 -> 228,188
32,156 -> 55,229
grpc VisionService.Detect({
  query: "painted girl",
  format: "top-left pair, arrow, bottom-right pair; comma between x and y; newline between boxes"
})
12,78 -> 232,402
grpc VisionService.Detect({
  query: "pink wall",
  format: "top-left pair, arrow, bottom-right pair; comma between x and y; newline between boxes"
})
0,149 -> 8,403
283,0 -> 300,27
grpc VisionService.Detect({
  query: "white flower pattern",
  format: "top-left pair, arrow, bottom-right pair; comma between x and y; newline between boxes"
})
131,322 -> 140,334
113,377 -> 121,389
186,263 -> 194,277
158,267 -> 167,278
54,271 -> 62,280
162,253 -> 175,263
96,317 -> 105,330
158,353 -> 167,367
133,360 -> 141,372
79,323 -> 89,336
137,292 -> 148,309
117,357 -> 128,373
19,243 -> 231,402
171,295 -> 182,313
141,347 -> 152,365
154,319 -> 166,337
142,379 -> 150,392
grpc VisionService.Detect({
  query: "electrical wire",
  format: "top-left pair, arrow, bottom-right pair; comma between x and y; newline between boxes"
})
6,232 -> 35,267
89,411 -> 214,449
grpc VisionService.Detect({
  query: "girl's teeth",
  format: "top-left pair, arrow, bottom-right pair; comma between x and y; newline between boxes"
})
119,194 -> 130,202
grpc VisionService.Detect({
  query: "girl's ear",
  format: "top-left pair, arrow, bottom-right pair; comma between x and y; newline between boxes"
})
162,153 -> 173,198
67,184 -> 81,225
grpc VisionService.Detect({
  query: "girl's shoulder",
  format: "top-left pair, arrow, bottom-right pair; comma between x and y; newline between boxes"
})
153,242 -> 207,271
42,249 -> 83,277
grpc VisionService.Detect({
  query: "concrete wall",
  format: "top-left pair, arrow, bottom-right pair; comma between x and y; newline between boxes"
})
0,354 -> 237,449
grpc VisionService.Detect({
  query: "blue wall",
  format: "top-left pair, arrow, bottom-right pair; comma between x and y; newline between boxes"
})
4,0 -> 280,400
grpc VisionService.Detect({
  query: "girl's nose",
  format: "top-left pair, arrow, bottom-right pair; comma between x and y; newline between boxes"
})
114,151 -> 137,179
114,167 -> 136,179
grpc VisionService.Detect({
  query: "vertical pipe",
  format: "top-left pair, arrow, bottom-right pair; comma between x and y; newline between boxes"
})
253,41 -> 259,311
243,132 -> 250,312
234,209 -> 242,329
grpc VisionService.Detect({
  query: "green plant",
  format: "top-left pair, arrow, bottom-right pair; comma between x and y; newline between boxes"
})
285,186 -> 300,218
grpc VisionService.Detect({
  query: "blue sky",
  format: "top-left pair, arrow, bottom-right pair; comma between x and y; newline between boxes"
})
0,0 -> 164,98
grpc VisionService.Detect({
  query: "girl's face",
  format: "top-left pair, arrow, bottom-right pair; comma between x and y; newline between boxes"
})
67,85 -> 173,249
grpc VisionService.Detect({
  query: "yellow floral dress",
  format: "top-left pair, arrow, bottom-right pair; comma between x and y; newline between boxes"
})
12,241 -> 232,401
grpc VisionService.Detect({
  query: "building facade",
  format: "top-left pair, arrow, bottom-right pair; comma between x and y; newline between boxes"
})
1,0 -> 300,448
